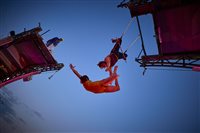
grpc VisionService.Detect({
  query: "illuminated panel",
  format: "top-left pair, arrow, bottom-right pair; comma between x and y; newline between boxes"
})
153,4 -> 200,55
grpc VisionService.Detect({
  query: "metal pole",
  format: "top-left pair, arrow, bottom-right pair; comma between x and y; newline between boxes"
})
41,29 -> 50,36
136,16 -> 147,56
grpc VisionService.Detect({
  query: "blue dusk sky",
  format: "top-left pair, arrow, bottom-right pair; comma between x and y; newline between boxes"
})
0,0 -> 200,132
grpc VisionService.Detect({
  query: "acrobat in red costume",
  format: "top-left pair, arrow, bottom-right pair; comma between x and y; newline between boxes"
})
69,64 -> 120,94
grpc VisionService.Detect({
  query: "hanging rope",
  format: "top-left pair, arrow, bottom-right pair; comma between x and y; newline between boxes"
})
48,70 -> 59,79
124,34 -> 140,53
121,17 -> 134,38
120,34 -> 140,63
41,29 -> 50,36
116,17 -> 135,63
137,49 -> 143,58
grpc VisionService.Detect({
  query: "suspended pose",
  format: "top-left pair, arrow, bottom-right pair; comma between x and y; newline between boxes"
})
97,38 -> 128,75
69,64 -> 120,94
46,37 -> 63,53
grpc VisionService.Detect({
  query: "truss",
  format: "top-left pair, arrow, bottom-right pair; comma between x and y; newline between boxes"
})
136,54 -> 200,69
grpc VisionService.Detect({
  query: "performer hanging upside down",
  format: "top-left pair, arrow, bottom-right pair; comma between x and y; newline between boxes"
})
97,37 -> 127,75
69,64 -> 120,94
46,37 -> 63,53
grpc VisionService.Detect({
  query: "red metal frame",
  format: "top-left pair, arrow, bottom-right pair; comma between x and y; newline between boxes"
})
0,26 -> 64,88
118,0 -> 200,71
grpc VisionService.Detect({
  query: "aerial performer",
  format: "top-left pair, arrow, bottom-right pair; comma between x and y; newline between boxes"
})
46,37 -> 63,53
97,37 -> 128,75
69,64 -> 120,94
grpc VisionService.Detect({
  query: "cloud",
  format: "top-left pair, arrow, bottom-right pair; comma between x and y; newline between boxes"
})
0,87 -> 43,132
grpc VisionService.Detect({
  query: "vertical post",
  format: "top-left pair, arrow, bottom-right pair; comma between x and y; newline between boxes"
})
136,16 -> 147,56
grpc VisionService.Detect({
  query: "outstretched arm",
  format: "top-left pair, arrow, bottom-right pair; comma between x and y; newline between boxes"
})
101,66 -> 119,85
69,64 -> 82,79
105,56 -> 112,75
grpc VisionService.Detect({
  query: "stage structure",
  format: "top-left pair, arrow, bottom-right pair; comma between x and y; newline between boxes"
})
0,25 -> 64,88
118,0 -> 200,72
